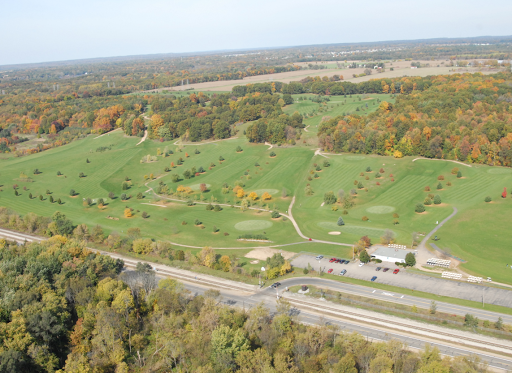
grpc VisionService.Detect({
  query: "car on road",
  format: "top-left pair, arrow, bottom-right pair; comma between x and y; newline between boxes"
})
340,269 -> 347,275
383,268 -> 390,272
393,269 -> 400,274
358,262 -> 365,267
271,282 -> 281,288
315,255 -> 324,260
371,276 -> 377,282
376,267 -> 382,271
327,268 -> 333,274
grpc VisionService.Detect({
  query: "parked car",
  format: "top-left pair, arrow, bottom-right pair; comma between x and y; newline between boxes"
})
327,268 -> 333,274
376,267 -> 382,271
383,268 -> 390,272
393,269 -> 400,274
337,259 -> 343,263
358,262 -> 365,267
329,258 -> 335,263
371,276 -> 377,282
340,269 -> 347,275
344,260 -> 350,265
315,255 -> 324,260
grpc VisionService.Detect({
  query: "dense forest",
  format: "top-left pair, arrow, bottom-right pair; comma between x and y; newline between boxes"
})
0,234 -> 490,373
317,72 -> 512,165
145,92 -> 303,142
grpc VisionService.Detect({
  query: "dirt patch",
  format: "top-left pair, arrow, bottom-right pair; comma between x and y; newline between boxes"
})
328,231 -> 341,235
244,248 -> 295,261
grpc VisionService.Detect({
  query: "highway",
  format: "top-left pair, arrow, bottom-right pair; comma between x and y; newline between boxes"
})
2,227 -> 512,370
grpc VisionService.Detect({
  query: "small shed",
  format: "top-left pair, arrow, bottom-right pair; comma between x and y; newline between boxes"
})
371,247 -> 412,263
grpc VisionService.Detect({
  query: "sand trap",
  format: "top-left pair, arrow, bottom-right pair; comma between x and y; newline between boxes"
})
328,231 -> 341,235
244,248 -> 295,261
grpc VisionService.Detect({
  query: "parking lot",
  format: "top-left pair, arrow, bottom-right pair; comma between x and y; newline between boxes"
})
291,254 -> 512,308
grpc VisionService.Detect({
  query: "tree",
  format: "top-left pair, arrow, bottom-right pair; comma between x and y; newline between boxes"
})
457,171 -> 462,178
502,187 -> 507,198
28,193 -> 32,199
271,211 -> 280,218
429,301 -> 437,314
39,195 -> 43,201
464,314 -> 479,328
236,188 -> 245,198
14,190 -> 18,196
415,204 -> 425,213
141,211 -> 148,219
357,181 -> 364,189
269,151 -> 276,157
323,191 -> 337,205
437,182 -> 443,190
262,192 -> 271,200
108,192 -> 115,199
79,172 -> 85,178
495,317 -> 503,330
219,155 -> 224,162
405,252 -> 416,266
219,255 -> 231,271
337,217 -> 345,226
424,197 -> 432,206
124,208 -> 132,218
360,250 -> 370,263
120,193 -> 127,201
199,246 -> 216,268
69,189 -> 75,196
200,183 -> 208,193
484,196 -> 491,203
366,166 -> 372,172
122,181 -> 129,190
433,195 -> 441,204
236,146 -> 243,152
51,211 -> 74,236
248,192 -> 258,201
137,192 -> 143,199
91,224 -> 105,243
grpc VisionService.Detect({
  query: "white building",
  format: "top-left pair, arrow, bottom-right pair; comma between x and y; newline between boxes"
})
371,247 -> 414,263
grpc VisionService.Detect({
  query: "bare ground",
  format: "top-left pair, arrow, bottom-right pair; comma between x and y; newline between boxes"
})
244,247 -> 296,261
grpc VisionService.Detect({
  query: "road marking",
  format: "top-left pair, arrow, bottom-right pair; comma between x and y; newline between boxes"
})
372,290 -> 376,293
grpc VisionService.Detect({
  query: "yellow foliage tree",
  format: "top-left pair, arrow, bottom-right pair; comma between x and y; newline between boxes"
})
248,192 -> 258,201
393,150 -> 403,158
262,192 -> 272,201
124,208 -> 132,218
236,188 -> 245,198
219,255 -> 231,272
280,261 -> 292,276
199,246 -> 216,268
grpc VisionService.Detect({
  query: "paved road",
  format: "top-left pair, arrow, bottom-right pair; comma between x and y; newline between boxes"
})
291,254 -> 512,309
4,227 -> 512,370
175,278 -> 512,372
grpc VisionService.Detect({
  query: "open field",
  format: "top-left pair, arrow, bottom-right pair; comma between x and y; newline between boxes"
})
142,60 -> 503,93
1,121 -> 512,284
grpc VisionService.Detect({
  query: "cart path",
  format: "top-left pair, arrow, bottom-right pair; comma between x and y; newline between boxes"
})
412,158 -> 471,167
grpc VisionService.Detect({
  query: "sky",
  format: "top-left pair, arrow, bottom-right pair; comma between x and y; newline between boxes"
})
2,0 -> 512,66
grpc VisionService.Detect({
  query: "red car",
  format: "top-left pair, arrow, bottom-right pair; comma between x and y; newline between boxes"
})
393,269 -> 400,274
329,258 -> 335,263
327,268 -> 333,274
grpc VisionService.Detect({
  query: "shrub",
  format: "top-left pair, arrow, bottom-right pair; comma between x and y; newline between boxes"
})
219,156 -> 224,161
181,221 -> 187,225
314,173 -> 319,179
331,205 -> 338,211
303,268 -> 309,274
137,192 -> 143,199
57,171 -> 62,176
457,171 -> 462,178
485,196 -> 492,203
424,197 -> 432,206
433,195 -> 442,205
362,216 -> 369,221
424,186 -> 430,192
436,182 -> 443,190
379,168 -> 385,173
337,217 -> 345,226
392,213 -> 399,218
366,167 -> 372,172
375,173 -> 381,178
236,146 -> 243,152
446,181 -> 452,186
357,182 -> 364,189
206,204 -> 214,211
142,211 -> 148,219
195,219 -> 201,225
269,151 -> 276,157
121,193 -> 127,201
415,204 -> 425,213
323,160 -> 330,167
451,167 -> 459,175
69,189 -> 75,196
437,175 -> 444,180
214,205 -> 222,212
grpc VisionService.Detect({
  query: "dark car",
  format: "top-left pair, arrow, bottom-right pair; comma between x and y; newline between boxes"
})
371,276 -> 377,282
383,268 -> 390,272
344,260 -> 350,265
376,267 -> 382,271
271,282 -> 281,288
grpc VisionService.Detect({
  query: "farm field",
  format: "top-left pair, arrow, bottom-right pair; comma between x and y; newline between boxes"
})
1,127 -> 512,284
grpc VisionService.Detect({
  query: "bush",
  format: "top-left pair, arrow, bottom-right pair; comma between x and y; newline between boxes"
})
342,210 -> 348,215
357,182 -> 364,189
69,189 -> 75,196
446,181 -> 452,186
323,191 -> 337,205
236,146 -> 243,152
437,175 -> 444,180
314,173 -> 319,179
141,211 -> 148,219
303,268 -> 309,274
485,196 -> 492,203
436,182 -> 443,190
337,217 -> 345,226
323,160 -> 330,167
219,156 -> 224,161
457,171 -> 462,178
375,173 -> 381,178
451,167 -> 459,175
269,151 -> 276,157
424,197 -> 432,206
121,193 -> 127,201
366,167 -> 372,172
271,211 -> 281,219
415,204 -> 425,213
195,219 -> 201,225
433,195 -> 442,205
424,186 -> 430,191
206,204 -> 214,211
362,216 -> 369,221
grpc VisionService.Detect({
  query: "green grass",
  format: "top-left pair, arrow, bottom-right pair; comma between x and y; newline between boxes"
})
1,111 -> 512,284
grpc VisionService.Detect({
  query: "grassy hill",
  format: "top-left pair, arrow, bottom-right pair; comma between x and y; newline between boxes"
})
1,102 -> 512,284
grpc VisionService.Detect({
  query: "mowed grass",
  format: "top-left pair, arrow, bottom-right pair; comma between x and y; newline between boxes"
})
1,125 -> 512,283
